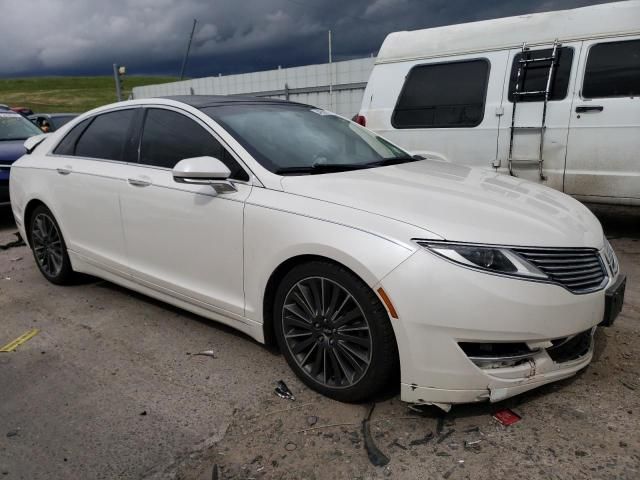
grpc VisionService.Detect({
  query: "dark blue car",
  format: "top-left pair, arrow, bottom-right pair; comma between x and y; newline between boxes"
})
0,111 -> 43,206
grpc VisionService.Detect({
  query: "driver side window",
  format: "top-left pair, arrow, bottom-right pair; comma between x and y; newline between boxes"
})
139,108 -> 249,181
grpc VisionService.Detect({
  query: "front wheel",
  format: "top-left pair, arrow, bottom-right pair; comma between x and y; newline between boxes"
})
274,261 -> 398,402
29,205 -> 76,285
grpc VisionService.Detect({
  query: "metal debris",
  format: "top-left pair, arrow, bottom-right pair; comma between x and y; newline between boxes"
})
211,463 -> 220,480
274,380 -> 295,401
6,429 -> 19,438
493,408 -> 522,426
362,404 -> 390,467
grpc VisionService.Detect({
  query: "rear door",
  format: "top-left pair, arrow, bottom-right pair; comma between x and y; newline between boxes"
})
496,42 -> 580,190
47,108 -> 137,274
564,36 -> 640,202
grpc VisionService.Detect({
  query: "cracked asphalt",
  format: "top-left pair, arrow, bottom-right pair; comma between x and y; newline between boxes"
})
0,204 -> 638,479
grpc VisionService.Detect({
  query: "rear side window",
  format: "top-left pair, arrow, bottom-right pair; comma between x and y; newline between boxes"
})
51,116 -> 75,130
508,47 -> 574,102
392,59 -> 489,129
583,39 -> 640,98
74,109 -> 135,161
53,118 -> 92,156
139,108 -> 249,181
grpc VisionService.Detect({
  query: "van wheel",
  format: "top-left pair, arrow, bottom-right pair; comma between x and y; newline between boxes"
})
273,261 -> 398,402
29,205 -> 75,285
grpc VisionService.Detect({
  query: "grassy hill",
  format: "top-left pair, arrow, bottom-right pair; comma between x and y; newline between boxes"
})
0,76 -> 178,113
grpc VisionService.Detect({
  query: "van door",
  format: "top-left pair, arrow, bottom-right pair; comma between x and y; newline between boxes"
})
496,42 -> 581,190
564,37 -> 640,203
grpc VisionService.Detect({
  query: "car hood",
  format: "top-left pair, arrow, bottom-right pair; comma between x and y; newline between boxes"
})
280,160 -> 603,248
0,140 -> 26,164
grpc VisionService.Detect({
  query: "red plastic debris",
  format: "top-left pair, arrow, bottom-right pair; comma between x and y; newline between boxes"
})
492,408 -> 521,426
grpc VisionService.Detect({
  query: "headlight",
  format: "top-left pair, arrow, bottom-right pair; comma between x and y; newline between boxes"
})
416,240 -> 548,279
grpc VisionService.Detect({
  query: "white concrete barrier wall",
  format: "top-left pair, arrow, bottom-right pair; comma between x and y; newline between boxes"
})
132,57 -> 375,118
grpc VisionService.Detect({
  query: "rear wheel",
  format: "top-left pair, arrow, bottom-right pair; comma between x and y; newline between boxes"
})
274,261 -> 398,402
29,205 -> 75,285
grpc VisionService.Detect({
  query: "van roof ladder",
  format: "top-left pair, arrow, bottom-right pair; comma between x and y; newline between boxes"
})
507,39 -> 561,181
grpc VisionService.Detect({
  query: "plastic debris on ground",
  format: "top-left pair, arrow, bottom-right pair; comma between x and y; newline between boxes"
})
0,233 -> 25,251
409,431 -> 434,446
192,350 -> 217,358
492,408 -> 522,426
274,380 -> 295,401
362,404 -> 390,467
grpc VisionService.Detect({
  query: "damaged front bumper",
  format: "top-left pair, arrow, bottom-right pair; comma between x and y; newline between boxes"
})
401,329 -> 594,408
378,247 -> 615,410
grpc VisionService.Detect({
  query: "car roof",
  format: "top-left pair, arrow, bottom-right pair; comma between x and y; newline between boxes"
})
162,95 -> 310,109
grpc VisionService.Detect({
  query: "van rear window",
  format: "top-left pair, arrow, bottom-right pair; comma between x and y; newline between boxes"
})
392,59 -> 489,129
583,39 -> 640,98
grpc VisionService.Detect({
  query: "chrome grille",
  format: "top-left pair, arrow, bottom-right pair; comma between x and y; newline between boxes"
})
512,248 -> 607,294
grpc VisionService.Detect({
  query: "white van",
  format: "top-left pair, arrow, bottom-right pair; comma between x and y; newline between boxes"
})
357,1 -> 640,206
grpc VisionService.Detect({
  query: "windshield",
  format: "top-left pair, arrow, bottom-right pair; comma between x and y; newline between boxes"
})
0,112 -> 42,141
202,104 -> 412,174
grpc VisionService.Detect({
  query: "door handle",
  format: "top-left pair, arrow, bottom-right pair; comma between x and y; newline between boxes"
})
56,167 -> 72,175
127,178 -> 152,187
575,105 -> 603,113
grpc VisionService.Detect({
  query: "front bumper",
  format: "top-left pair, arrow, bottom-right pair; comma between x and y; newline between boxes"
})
378,247 -> 613,406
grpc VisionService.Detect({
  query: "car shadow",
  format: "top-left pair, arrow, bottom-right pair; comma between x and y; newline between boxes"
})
91,278 -> 277,353
587,203 -> 640,240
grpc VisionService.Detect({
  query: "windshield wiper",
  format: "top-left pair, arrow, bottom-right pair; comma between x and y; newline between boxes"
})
274,155 -> 424,175
274,163 -> 373,175
365,155 -> 423,167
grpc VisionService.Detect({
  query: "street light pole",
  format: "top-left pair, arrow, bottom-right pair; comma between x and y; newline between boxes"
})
180,19 -> 197,80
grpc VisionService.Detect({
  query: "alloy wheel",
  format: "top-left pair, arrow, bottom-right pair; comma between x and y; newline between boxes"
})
31,213 -> 64,278
281,276 -> 372,388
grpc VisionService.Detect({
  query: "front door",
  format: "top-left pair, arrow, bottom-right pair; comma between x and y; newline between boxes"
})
119,107 -> 252,317
496,42 -> 581,190
564,36 -> 640,202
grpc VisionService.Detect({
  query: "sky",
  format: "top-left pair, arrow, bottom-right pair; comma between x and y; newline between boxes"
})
0,0 -> 619,78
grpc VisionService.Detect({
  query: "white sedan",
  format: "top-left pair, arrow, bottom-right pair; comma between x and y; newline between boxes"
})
9,96 -> 625,409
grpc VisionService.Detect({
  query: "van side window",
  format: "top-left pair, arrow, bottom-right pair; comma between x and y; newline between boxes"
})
583,39 -> 640,98
508,47 -> 574,102
392,60 -> 489,129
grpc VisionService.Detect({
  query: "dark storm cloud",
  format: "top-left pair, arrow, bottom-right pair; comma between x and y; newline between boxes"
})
0,0 -> 619,77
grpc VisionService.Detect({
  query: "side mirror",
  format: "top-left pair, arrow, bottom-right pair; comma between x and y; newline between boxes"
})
172,156 -> 236,193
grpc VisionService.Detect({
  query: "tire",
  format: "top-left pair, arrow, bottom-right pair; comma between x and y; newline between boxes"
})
28,205 -> 76,285
273,260 -> 398,402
